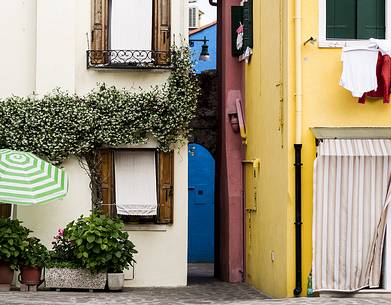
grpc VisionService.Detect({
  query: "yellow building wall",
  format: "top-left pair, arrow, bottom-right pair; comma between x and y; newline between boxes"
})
299,0 -> 391,297
244,0 -> 292,298
246,0 -> 391,298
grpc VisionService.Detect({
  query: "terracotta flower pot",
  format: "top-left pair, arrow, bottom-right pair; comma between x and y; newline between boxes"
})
19,266 -> 43,286
0,262 -> 14,285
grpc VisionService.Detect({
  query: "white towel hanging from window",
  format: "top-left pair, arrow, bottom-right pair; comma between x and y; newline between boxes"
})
114,150 -> 157,216
340,46 -> 379,97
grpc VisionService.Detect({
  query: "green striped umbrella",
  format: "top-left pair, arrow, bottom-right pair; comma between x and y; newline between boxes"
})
0,149 -> 69,205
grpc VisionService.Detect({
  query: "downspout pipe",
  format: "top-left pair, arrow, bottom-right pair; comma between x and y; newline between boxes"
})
294,0 -> 303,297
294,144 -> 302,296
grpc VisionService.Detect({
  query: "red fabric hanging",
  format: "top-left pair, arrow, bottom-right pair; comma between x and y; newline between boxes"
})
359,52 -> 391,104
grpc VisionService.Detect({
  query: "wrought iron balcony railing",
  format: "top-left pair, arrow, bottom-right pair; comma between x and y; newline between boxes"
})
86,49 -> 172,70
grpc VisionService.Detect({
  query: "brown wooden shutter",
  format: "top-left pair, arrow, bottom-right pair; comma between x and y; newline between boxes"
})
0,204 -> 11,219
91,0 -> 109,64
153,0 -> 171,64
100,150 -> 115,216
157,152 -> 174,224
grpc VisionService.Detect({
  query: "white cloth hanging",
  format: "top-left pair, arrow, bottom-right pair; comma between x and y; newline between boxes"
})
114,150 -> 157,216
340,46 -> 379,97
313,139 -> 391,292
370,38 -> 391,57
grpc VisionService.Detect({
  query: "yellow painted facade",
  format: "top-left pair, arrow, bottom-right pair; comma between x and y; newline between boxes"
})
244,0 -> 391,298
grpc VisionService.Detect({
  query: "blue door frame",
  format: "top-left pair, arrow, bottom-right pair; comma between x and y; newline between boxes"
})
188,144 -> 215,263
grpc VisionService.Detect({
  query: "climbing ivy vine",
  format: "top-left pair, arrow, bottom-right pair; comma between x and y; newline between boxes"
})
0,45 -> 199,164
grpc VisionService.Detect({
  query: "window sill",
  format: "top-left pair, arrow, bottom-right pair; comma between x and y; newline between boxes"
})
123,224 -> 169,232
318,39 -> 372,48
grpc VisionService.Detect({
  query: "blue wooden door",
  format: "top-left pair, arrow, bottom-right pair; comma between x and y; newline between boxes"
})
188,144 -> 215,263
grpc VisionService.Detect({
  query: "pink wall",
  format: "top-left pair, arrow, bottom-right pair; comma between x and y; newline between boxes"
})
216,0 -> 245,283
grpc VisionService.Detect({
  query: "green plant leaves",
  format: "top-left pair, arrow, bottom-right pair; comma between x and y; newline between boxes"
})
49,212 -> 137,273
0,218 -> 33,269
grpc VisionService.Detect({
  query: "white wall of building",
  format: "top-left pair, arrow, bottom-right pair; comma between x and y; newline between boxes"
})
1,0 -> 189,288
0,0 -> 37,97
16,158 -> 92,247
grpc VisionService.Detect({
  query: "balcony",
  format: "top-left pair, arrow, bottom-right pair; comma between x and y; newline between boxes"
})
86,50 -> 172,70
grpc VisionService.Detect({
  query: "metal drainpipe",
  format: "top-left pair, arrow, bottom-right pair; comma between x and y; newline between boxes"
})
294,144 -> 302,296
294,0 -> 303,297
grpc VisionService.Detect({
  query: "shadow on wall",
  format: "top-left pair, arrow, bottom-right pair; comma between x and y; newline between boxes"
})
189,70 -> 218,158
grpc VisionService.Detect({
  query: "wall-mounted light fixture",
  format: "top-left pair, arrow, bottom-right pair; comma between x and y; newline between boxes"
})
189,36 -> 210,61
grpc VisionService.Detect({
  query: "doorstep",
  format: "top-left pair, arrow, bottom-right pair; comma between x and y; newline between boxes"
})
320,289 -> 391,299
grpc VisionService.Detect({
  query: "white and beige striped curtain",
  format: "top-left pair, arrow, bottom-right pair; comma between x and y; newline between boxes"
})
313,139 -> 391,292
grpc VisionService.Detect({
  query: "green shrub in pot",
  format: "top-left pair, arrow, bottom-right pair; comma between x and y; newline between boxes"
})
19,237 -> 49,268
0,218 -> 30,270
63,212 -> 137,273
18,237 -> 49,285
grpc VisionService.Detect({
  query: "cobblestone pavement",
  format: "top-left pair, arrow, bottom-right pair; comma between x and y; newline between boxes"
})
0,278 -> 391,305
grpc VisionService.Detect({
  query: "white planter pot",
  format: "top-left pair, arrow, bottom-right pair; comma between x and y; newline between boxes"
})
45,268 -> 107,290
107,272 -> 124,291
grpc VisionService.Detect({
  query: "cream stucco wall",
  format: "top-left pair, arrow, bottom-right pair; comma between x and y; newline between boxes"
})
0,0 -> 37,96
35,0 -> 187,95
1,0 -> 189,288
16,158 -> 92,247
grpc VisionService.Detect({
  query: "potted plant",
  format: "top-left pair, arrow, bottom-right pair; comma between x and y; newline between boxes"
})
18,237 -> 48,286
0,218 -> 30,290
104,221 -> 137,291
45,212 -> 137,290
45,227 -> 107,290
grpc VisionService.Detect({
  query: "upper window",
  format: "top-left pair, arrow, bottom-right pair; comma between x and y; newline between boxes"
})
88,0 -> 171,69
319,0 -> 389,47
110,0 -> 154,51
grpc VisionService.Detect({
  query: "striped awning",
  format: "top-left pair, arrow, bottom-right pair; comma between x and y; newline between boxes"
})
317,139 -> 391,157
0,149 -> 69,205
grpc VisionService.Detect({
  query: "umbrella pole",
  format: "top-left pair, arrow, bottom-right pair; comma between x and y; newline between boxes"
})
10,204 -> 14,220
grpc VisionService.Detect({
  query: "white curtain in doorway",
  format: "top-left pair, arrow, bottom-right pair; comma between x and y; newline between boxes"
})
313,139 -> 391,292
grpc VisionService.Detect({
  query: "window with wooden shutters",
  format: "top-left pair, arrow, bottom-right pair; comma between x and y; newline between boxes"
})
320,0 -> 387,47
157,152 -> 174,224
100,150 -> 115,217
0,204 -> 11,219
153,0 -> 171,65
326,0 -> 385,40
100,149 -> 174,224
88,0 -> 171,68
91,0 -> 109,65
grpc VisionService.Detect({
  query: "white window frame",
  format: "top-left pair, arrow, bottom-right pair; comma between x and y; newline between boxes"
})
318,0 -> 391,48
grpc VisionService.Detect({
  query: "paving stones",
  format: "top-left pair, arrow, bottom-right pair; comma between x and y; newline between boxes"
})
0,279 -> 391,305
